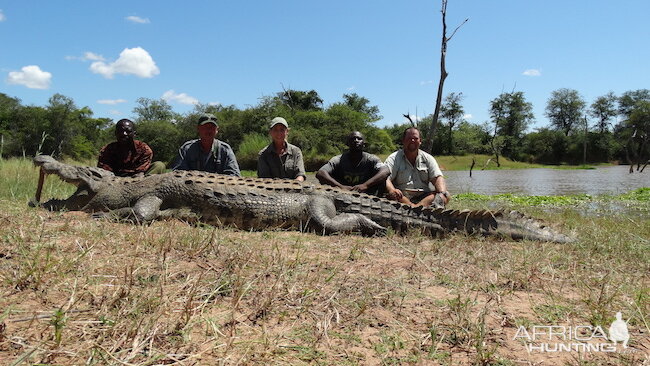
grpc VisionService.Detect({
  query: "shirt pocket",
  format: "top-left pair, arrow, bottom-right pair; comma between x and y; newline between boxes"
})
417,167 -> 430,184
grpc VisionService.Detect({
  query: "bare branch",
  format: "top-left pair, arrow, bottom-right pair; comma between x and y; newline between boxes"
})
403,113 -> 415,127
447,18 -> 469,41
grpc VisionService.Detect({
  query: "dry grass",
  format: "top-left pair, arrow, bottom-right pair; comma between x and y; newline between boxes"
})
0,158 -> 648,365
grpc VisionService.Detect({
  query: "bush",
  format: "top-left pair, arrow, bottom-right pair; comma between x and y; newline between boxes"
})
237,133 -> 269,170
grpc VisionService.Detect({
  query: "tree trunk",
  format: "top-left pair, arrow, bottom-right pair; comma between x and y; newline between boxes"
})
423,1 -> 467,153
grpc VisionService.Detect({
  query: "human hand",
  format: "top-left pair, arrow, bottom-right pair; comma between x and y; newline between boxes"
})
351,183 -> 368,192
386,189 -> 403,200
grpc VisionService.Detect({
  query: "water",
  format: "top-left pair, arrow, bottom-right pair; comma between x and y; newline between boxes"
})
445,166 -> 649,196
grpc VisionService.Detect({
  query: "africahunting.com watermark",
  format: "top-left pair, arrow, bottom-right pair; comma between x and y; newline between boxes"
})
513,311 -> 638,353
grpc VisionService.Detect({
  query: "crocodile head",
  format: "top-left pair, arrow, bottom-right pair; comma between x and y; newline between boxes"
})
32,155 -> 117,210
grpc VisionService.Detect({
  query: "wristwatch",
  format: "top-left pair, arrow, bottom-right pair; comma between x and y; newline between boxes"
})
438,191 -> 450,200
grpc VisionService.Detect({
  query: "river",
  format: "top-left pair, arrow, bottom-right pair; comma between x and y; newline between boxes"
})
444,165 -> 648,196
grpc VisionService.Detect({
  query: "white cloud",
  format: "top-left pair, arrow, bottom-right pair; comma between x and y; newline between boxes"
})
0,9 -> 6,22
162,90 -> 199,105
90,47 -> 160,79
125,15 -> 150,24
463,113 -> 473,120
66,52 -> 106,62
6,65 -> 52,89
98,99 -> 127,105
522,69 -> 541,77
420,80 -> 435,85
83,52 -> 105,61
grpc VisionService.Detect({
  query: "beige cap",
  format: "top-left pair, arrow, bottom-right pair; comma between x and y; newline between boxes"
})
269,117 -> 288,129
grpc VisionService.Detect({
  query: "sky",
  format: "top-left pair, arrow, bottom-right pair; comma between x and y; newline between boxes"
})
1,1 -> 649,130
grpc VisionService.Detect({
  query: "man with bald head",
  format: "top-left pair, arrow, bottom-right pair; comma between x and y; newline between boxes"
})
97,119 -> 165,177
316,131 -> 389,196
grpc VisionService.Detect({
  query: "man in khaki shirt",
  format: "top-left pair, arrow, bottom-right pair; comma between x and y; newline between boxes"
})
384,127 -> 450,208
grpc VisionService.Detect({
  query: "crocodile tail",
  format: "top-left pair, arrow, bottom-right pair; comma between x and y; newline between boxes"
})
333,193 -> 445,235
425,208 -> 575,243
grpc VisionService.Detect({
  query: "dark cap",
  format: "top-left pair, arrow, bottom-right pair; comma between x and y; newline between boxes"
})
198,113 -> 218,126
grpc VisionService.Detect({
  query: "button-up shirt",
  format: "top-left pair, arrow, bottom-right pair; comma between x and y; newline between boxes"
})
257,142 -> 306,179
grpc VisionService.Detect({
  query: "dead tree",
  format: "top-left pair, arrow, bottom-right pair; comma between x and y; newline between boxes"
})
403,113 -> 416,127
422,0 -> 468,153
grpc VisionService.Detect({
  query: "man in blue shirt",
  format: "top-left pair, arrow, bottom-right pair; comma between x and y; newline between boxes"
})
172,113 -> 241,176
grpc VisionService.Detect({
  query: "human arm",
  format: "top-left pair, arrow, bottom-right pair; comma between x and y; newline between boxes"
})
351,164 -> 390,193
257,149 -> 272,178
171,143 -> 190,171
130,142 -> 153,174
315,155 -> 352,189
294,148 -> 306,181
221,145 -> 241,177
384,177 -> 404,201
97,145 -> 114,172
426,155 -> 449,204
431,175 -> 450,205
316,169 -> 352,190
383,152 -> 403,200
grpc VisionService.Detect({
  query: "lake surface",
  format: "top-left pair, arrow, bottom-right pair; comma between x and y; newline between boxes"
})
445,166 -> 649,196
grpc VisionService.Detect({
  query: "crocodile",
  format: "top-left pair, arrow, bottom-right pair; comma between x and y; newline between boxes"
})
30,155 -> 574,243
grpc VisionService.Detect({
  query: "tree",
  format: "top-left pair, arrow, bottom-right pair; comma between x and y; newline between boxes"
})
545,88 -> 586,136
624,100 -> 650,171
439,92 -> 464,154
47,94 -> 78,156
489,91 -> 534,160
522,128 -> 569,164
423,0 -> 468,153
589,92 -> 618,133
277,89 -> 323,111
132,97 -> 176,123
618,89 -> 650,118
342,93 -> 381,121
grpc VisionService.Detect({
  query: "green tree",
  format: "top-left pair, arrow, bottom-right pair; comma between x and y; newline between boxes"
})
132,97 -> 177,123
522,128 -> 569,164
589,92 -> 618,133
136,120 -> 182,165
277,89 -> 323,111
625,100 -> 650,169
342,93 -> 381,121
618,89 -> 650,118
489,91 -> 534,159
545,88 -> 586,136
440,92 -> 465,155
453,121 -> 491,156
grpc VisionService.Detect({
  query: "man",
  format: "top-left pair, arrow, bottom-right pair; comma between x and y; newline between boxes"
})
316,131 -> 389,196
384,127 -> 450,208
257,117 -> 306,181
172,113 -> 241,176
97,119 -> 165,177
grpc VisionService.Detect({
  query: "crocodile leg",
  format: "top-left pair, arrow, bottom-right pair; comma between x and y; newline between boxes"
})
308,196 -> 387,236
91,195 -> 163,224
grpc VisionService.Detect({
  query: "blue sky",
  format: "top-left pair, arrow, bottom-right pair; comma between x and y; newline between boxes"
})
1,1 -> 649,130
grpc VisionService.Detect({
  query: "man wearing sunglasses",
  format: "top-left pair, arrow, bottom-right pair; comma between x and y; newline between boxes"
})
172,113 -> 241,176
